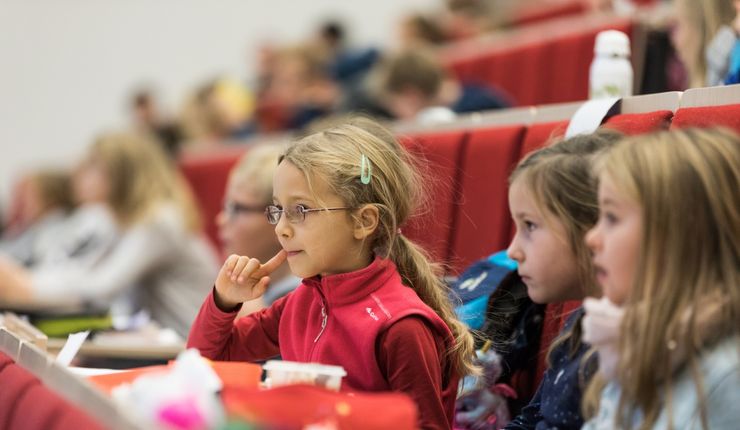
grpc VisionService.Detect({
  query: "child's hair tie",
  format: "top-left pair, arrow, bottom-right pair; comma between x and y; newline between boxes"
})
360,154 -> 372,185
397,228 -> 403,235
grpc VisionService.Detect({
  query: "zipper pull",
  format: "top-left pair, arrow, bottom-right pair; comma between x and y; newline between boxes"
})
314,305 -> 328,343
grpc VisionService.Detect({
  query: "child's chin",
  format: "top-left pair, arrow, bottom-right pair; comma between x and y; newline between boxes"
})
287,262 -> 317,279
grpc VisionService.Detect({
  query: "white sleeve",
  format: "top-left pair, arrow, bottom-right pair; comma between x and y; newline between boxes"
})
30,213 -> 181,301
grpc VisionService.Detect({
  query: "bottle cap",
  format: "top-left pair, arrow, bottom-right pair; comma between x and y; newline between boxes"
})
594,30 -> 630,57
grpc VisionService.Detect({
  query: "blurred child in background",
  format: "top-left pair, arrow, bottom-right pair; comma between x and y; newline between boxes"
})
0,169 -> 74,267
0,132 -> 218,338
217,143 -> 300,316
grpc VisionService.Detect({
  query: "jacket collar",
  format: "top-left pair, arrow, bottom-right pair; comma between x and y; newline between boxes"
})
303,257 -> 399,306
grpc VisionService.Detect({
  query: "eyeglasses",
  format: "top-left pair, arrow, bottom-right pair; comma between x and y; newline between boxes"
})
265,204 -> 351,225
224,201 -> 267,219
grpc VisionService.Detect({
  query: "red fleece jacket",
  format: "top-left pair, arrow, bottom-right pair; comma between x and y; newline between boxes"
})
188,257 -> 459,430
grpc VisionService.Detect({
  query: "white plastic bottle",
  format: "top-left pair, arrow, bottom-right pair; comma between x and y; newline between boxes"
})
589,30 -> 633,99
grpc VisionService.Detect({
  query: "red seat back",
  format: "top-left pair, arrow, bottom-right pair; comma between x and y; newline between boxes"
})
520,120 -> 569,160
512,0 -> 586,27
450,125 -> 525,273
10,384 -> 66,430
401,131 -> 468,267
180,149 -> 247,252
670,104 -> 740,135
603,110 -> 673,135
0,363 -> 40,428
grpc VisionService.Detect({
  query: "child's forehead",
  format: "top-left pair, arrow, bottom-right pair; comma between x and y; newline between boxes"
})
273,161 -> 336,202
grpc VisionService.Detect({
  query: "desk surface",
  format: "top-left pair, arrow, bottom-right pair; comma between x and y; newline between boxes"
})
47,337 -> 184,360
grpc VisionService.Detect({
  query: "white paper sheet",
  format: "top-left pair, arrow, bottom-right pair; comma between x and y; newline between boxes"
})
55,330 -> 90,366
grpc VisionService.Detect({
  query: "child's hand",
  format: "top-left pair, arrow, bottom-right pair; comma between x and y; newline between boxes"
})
214,250 -> 287,311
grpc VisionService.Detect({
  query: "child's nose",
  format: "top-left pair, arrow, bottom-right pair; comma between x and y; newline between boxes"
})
274,212 -> 292,238
585,226 -> 600,252
506,235 -> 523,262
215,210 -> 227,227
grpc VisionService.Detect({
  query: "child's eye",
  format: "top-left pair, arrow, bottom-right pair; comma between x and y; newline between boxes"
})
603,211 -> 618,225
294,204 -> 309,214
524,220 -> 537,232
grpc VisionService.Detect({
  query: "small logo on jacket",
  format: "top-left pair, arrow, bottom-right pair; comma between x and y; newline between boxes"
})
366,307 -> 379,321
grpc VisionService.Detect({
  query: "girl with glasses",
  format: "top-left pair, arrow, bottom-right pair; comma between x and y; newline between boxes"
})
188,117 -> 477,430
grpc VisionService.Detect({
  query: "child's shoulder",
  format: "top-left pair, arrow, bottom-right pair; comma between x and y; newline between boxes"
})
700,335 -> 740,386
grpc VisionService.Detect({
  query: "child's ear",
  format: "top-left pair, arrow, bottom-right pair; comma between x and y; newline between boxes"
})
353,204 -> 379,240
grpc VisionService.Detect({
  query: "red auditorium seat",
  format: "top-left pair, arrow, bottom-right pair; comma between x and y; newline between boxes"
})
179,148 -> 247,252
9,385 -> 66,430
603,110 -> 673,135
520,120 -> 569,159
449,125 -> 525,273
670,104 -> 740,135
548,34 -> 591,103
400,130 -> 468,267
0,351 -> 13,371
512,0 -> 586,27
444,15 -> 633,107
0,364 -> 40,428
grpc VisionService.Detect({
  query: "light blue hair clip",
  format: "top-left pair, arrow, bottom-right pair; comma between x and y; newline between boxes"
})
360,154 -> 372,185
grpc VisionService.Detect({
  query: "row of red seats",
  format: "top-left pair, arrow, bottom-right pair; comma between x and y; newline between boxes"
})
440,13 -> 634,106
180,101 -> 740,276
0,351 -> 104,430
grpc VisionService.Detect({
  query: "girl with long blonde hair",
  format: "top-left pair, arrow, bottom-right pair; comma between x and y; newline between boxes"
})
583,128 -> 740,429
188,117 -> 476,429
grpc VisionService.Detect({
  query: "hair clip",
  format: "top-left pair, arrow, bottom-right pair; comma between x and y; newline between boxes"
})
360,154 -> 372,185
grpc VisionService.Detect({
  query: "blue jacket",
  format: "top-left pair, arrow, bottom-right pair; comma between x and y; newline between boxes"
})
505,307 -> 596,430
583,336 -> 740,430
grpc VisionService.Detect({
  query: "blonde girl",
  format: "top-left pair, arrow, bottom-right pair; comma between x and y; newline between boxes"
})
500,130 -> 621,430
0,132 -> 218,337
673,0 -> 735,87
583,128 -> 740,429
188,117 -> 476,430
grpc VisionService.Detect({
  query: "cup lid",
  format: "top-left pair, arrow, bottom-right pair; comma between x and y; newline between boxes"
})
594,30 -> 630,56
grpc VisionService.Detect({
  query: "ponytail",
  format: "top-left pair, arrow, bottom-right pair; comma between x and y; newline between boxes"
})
390,233 -> 480,377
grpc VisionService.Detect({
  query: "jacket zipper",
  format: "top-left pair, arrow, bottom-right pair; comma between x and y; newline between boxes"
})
313,304 -> 327,343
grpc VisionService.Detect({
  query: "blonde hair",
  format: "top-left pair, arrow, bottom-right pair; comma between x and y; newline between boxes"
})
29,169 -> 74,214
90,131 -> 201,231
510,130 -> 622,369
229,143 -> 286,203
675,0 -> 735,88
587,128 -> 740,430
280,116 -> 478,376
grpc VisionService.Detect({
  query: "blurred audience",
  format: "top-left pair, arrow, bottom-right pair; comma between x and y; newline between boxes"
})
0,132 -> 218,338
0,169 -> 74,267
130,88 -> 183,158
398,13 -> 448,49
672,0 -> 736,88
180,78 -> 256,146
375,48 -> 510,123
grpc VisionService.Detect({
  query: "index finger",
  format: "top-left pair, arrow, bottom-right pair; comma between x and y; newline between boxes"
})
255,250 -> 287,277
